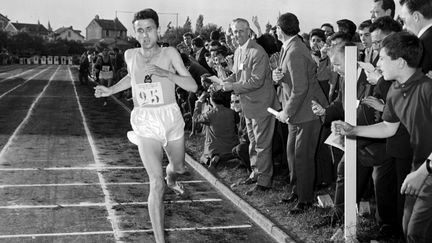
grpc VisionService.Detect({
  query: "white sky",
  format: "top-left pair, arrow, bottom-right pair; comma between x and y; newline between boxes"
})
2,0 -> 401,37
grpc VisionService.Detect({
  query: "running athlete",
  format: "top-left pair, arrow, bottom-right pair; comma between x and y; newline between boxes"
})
94,8 -> 197,243
95,48 -> 114,106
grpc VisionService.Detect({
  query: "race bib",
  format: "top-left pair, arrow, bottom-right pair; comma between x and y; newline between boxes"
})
100,70 -> 113,80
101,65 -> 111,72
136,82 -> 164,106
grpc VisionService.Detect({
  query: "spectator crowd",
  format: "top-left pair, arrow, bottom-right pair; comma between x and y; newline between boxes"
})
80,0 -> 432,242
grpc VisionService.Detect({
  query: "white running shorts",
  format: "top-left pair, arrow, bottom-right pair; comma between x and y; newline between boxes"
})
130,103 -> 185,146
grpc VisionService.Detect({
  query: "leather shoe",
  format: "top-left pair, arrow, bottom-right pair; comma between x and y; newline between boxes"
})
240,177 -> 257,185
245,184 -> 270,196
289,202 -> 312,214
279,193 -> 298,204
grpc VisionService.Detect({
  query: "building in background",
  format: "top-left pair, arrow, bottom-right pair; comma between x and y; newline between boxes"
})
4,21 -> 50,39
0,13 -> 9,31
54,26 -> 85,42
85,15 -> 127,40
85,15 -> 131,50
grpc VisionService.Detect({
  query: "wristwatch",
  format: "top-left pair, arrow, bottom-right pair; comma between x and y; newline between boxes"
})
427,158 -> 432,174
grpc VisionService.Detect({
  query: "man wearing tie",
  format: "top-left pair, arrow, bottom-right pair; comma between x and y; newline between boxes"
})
273,12 -> 328,213
399,0 -> 432,73
216,18 -> 280,195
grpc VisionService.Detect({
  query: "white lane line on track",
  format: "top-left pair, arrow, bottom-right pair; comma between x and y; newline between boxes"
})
0,66 -> 59,160
0,180 -> 206,188
68,67 -> 123,242
88,78 -> 132,113
110,95 -> 132,113
0,225 -> 252,239
0,68 -> 35,83
0,198 -> 223,209
5,95 -> 78,98
127,224 -> 253,232
0,166 -> 146,171
0,67 -> 50,99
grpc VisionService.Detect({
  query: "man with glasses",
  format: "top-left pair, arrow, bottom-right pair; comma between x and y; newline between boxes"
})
366,16 -> 402,85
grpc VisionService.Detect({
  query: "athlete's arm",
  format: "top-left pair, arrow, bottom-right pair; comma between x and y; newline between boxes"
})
144,47 -> 197,93
168,47 -> 197,92
94,50 -> 132,98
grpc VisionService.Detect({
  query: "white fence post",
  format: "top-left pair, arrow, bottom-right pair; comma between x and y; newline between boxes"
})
344,46 -> 358,242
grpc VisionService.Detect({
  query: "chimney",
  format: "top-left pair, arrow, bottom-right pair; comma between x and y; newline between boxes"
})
95,15 -> 99,20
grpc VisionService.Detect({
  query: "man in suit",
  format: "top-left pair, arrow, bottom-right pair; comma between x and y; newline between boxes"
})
399,0 -> 432,73
192,37 -> 214,74
370,0 -> 396,23
216,18 -> 280,195
273,12 -> 328,214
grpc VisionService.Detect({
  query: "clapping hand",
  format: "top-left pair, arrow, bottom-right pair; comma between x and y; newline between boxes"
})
252,16 -> 260,29
209,83 -> 222,92
226,55 -> 234,70
269,53 -> 280,70
365,69 -> 382,85
272,68 -> 284,82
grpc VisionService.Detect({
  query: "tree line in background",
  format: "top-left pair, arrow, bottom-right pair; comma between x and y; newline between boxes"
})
161,14 -> 223,46
0,14 -> 223,60
0,31 -> 86,57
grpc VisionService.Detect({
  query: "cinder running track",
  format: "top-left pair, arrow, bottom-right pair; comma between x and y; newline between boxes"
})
0,65 -> 276,243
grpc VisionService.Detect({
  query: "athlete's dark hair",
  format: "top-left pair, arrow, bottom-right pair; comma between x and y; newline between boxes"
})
133,9 -> 159,28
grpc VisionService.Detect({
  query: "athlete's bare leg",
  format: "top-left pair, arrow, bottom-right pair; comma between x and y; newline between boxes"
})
164,136 -> 188,191
136,137 -> 165,243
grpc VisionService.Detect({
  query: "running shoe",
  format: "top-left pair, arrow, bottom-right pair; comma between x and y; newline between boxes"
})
166,180 -> 190,199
